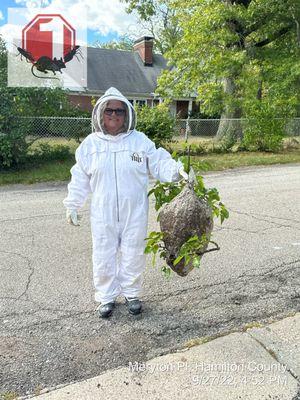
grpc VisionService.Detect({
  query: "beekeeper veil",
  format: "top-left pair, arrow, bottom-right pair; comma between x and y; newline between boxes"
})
92,87 -> 136,135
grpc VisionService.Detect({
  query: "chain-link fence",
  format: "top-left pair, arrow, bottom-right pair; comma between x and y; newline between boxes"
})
175,118 -> 300,139
14,116 -> 300,146
18,116 -> 92,143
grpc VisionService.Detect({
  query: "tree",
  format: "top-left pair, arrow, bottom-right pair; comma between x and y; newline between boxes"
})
92,35 -> 135,51
155,0 -> 300,142
91,1 -> 181,55
122,0 -> 182,53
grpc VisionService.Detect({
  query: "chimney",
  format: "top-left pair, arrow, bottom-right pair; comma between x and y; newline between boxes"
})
133,36 -> 154,66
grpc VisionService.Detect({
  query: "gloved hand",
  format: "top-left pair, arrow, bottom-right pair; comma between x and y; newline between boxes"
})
188,166 -> 197,183
179,165 -> 196,183
179,165 -> 189,181
66,209 -> 80,226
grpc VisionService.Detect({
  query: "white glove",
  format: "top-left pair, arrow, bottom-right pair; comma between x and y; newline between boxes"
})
188,166 -> 196,183
179,166 -> 189,181
66,209 -> 80,226
179,166 -> 196,183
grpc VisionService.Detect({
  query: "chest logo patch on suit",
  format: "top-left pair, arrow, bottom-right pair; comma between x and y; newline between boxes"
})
131,152 -> 143,163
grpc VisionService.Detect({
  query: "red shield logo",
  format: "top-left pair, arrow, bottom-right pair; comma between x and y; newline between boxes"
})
8,8 -> 87,88
22,14 -> 75,62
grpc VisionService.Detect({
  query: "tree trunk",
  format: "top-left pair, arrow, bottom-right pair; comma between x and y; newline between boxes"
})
216,77 -> 243,141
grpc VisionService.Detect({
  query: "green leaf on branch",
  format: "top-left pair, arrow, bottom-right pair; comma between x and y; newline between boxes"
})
173,254 -> 184,266
193,257 -> 201,268
162,265 -> 172,278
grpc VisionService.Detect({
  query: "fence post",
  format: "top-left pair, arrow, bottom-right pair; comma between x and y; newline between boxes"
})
185,116 -> 191,143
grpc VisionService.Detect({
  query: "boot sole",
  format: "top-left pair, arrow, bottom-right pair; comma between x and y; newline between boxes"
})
98,303 -> 115,318
129,307 -> 142,315
99,310 -> 113,318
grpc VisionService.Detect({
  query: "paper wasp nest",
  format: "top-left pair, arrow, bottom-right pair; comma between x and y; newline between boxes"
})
159,183 -> 214,277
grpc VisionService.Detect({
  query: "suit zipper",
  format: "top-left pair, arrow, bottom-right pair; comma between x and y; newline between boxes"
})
114,152 -> 120,222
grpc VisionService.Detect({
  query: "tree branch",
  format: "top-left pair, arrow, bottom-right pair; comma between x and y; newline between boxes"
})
224,0 -> 252,6
226,18 -> 246,48
232,0 -> 252,7
244,13 -> 277,38
291,12 -> 300,47
254,24 -> 293,47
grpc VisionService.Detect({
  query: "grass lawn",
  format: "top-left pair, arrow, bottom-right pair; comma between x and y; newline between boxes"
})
0,136 -> 299,186
192,149 -> 300,171
0,159 -> 74,186
170,135 -> 300,151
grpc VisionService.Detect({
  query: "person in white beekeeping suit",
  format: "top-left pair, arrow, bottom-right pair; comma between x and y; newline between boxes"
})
63,87 -> 190,318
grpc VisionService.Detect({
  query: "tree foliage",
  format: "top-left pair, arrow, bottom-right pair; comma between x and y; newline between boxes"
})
123,0 -> 182,53
136,102 -> 175,146
154,0 -> 300,143
92,35 -> 135,51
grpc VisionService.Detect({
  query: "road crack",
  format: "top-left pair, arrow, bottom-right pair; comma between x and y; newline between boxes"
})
0,250 -> 34,301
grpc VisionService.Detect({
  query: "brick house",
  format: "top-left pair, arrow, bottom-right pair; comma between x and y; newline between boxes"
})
67,36 -> 199,118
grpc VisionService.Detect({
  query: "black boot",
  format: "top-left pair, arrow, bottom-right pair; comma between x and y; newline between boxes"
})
125,297 -> 142,315
98,302 -> 115,318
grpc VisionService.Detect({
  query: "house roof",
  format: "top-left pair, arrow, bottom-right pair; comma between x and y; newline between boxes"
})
86,47 -> 168,96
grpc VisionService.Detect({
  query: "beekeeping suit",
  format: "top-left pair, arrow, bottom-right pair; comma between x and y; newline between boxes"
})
63,87 -> 187,304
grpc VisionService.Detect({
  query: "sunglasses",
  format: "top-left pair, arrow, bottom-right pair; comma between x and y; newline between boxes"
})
104,108 -> 126,116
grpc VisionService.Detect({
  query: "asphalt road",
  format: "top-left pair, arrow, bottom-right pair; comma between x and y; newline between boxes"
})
1,163 -> 300,397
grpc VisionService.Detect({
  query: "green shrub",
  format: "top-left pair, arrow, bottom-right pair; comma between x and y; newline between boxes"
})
182,142 -> 206,155
28,142 -> 72,162
165,142 -> 207,156
136,103 -> 175,147
0,119 -> 32,169
0,134 -> 72,170
0,132 -> 29,168
242,103 -> 287,152
206,135 -> 238,154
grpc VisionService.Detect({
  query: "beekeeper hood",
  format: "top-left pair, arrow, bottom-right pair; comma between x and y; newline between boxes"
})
92,87 -> 136,136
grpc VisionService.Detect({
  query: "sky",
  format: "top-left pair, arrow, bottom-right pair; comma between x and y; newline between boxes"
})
0,0 -> 145,47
